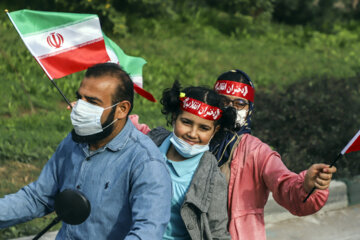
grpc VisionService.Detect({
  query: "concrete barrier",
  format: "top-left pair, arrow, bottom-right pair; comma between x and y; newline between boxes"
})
10,231 -> 57,240
264,180 -> 348,224
344,175 -> 360,205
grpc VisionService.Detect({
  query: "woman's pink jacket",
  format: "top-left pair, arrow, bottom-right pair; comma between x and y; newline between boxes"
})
228,133 -> 329,239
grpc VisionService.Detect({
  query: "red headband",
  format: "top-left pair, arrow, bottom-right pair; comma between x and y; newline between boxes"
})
214,80 -> 254,102
180,97 -> 223,121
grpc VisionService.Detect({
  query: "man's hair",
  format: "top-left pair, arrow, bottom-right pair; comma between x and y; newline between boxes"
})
85,62 -> 134,114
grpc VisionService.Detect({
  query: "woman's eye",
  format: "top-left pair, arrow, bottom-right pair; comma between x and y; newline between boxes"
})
235,100 -> 248,106
180,118 -> 191,124
200,126 -> 211,131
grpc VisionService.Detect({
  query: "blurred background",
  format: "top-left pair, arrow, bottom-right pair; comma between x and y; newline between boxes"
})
0,0 -> 360,238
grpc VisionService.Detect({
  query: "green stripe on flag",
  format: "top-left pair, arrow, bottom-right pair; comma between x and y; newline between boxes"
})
9,9 -> 96,36
103,34 -> 146,77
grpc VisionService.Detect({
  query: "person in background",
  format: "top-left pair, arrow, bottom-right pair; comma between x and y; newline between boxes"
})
0,63 -> 172,239
148,80 -> 235,240
210,69 -> 337,240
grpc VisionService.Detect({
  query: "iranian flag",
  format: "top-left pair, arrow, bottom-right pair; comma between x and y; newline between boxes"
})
7,9 -> 156,102
341,129 -> 360,154
7,9 -> 110,79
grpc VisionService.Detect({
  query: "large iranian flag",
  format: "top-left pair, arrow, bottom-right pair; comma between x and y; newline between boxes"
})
7,9 -> 110,79
8,9 -> 156,102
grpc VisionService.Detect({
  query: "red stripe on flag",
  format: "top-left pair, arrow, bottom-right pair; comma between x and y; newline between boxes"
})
39,40 -> 110,79
133,83 -> 156,102
346,135 -> 360,154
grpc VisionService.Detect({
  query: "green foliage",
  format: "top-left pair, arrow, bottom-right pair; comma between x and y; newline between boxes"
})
273,0 -> 360,33
0,111 -> 71,163
206,0 -> 274,17
0,214 -> 61,240
1,3 -> 360,238
3,0 -> 275,36
4,0 -> 360,37
253,75 -> 360,177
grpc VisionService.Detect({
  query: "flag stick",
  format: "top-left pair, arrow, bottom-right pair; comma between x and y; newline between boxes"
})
5,9 -> 73,108
303,153 -> 342,203
303,129 -> 360,202
50,80 -> 73,107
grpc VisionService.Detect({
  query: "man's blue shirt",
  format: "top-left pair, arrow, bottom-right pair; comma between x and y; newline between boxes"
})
0,120 -> 172,239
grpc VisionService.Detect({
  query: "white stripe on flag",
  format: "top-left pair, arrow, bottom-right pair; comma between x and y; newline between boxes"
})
106,47 -> 119,64
131,75 -> 143,88
23,17 -> 103,57
341,129 -> 360,155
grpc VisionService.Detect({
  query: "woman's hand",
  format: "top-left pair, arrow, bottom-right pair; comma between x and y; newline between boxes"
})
303,164 -> 337,193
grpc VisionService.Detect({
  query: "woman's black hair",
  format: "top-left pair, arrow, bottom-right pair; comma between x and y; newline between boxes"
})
160,80 -> 236,141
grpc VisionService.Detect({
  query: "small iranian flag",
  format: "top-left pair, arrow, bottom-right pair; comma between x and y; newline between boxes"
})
7,9 -> 110,79
341,129 -> 360,154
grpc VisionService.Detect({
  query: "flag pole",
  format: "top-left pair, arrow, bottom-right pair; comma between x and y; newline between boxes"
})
303,129 -> 360,202
303,153 -> 342,203
49,80 -> 73,108
5,9 -> 73,108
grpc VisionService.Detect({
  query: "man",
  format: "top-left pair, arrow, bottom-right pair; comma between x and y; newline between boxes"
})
0,63 -> 172,239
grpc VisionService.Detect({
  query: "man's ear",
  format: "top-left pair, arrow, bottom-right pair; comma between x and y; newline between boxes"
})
115,101 -> 131,119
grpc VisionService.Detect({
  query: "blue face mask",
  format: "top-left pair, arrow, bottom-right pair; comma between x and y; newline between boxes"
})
169,132 -> 210,158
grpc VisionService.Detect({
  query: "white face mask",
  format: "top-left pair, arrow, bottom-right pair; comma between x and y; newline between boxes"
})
70,99 -> 119,136
235,109 -> 248,127
170,132 -> 209,158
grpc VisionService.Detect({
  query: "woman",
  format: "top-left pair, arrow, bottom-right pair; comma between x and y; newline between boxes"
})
210,69 -> 337,240
148,80 -> 235,240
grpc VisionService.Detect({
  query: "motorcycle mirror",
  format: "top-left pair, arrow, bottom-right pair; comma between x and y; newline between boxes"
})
33,189 -> 91,240
54,189 -> 91,225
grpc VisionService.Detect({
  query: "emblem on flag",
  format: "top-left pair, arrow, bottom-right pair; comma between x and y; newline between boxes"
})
47,32 -> 64,49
